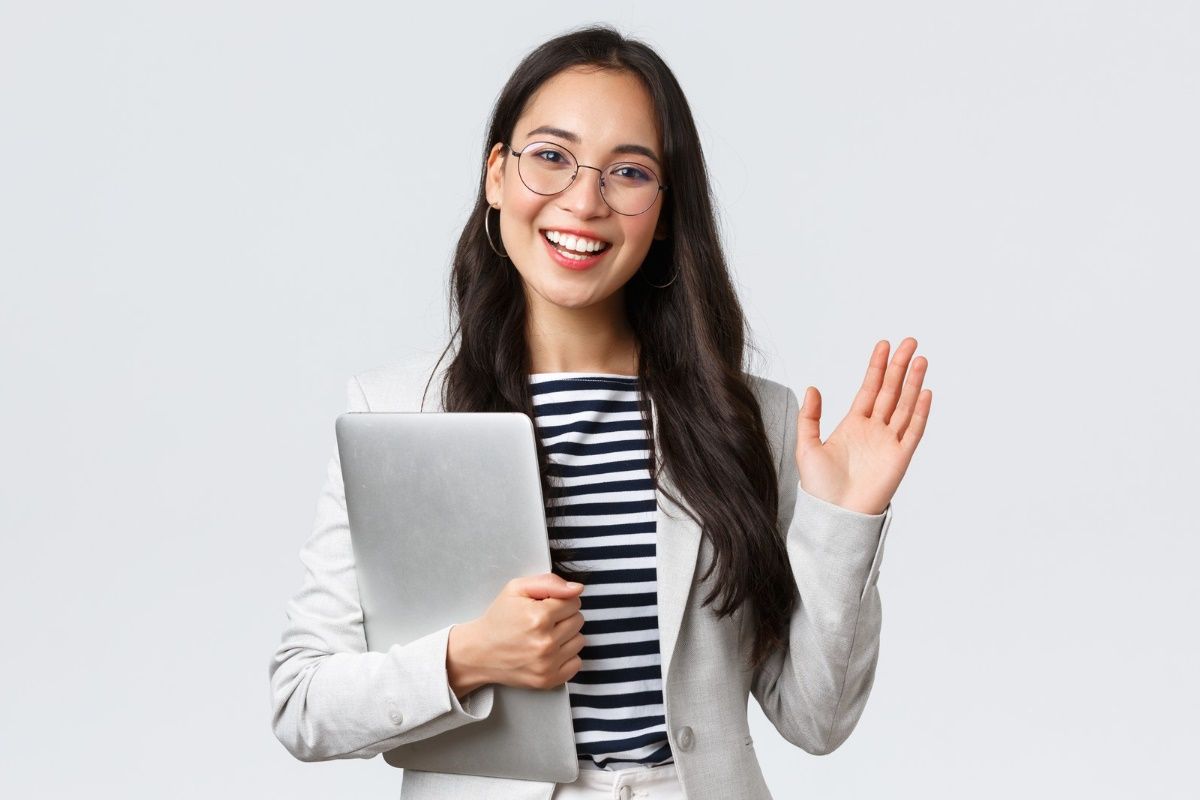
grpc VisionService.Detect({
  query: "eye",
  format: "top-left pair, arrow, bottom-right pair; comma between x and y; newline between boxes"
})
611,164 -> 652,183
528,144 -> 572,166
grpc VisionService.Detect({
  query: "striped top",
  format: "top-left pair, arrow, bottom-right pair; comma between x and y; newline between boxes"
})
528,372 -> 674,771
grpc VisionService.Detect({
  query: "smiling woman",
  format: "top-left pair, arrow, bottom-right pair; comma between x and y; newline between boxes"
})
270,21 -> 926,800
484,67 -> 670,329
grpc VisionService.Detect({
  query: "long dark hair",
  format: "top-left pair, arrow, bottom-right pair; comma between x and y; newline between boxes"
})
425,23 -> 795,671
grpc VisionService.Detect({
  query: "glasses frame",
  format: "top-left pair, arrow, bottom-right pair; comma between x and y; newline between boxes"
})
506,140 -> 667,217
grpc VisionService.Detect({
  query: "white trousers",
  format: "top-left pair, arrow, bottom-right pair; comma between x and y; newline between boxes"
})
551,763 -> 685,799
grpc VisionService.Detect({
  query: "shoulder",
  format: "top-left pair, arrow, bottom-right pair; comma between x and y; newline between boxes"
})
745,371 -> 796,422
744,372 -> 797,454
349,353 -> 795,421
351,348 -> 450,412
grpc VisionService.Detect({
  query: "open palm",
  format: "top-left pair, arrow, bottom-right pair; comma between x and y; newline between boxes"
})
795,337 -> 931,516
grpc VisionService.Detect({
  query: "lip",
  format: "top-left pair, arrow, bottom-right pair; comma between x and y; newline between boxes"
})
540,231 -> 610,271
539,226 -> 612,244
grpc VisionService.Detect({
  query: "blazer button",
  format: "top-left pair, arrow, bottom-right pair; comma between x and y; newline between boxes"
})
676,726 -> 695,751
390,710 -> 404,725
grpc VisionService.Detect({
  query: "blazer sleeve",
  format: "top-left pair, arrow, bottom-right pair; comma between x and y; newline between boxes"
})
269,375 -> 496,762
750,384 -> 894,755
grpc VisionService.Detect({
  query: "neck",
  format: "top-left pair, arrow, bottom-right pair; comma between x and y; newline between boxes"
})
525,290 -> 638,375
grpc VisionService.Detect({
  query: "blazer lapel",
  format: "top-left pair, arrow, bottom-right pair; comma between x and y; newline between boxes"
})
648,394 -> 703,690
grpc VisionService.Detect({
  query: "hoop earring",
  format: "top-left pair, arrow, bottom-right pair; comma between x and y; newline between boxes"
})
645,266 -> 678,288
484,204 -> 508,259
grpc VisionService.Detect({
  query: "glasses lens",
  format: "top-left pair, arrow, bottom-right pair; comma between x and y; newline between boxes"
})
517,142 -> 576,196
602,161 -> 661,215
515,142 -> 662,215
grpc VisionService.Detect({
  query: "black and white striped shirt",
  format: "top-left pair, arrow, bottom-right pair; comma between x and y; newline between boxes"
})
528,372 -> 674,771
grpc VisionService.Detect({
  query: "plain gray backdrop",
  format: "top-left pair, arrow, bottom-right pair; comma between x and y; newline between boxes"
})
2,1 -> 1196,797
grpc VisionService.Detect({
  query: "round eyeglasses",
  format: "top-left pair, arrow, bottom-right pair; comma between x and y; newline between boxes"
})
507,141 -> 667,216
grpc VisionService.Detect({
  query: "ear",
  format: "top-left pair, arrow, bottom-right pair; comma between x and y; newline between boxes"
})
484,142 -> 507,207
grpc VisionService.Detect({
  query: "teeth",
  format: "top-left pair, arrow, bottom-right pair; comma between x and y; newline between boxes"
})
544,230 -> 607,253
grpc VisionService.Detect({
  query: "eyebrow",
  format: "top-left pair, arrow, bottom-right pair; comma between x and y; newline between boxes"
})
523,126 -> 662,167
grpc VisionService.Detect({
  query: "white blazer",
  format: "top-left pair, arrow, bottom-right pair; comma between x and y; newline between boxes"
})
269,350 -> 894,799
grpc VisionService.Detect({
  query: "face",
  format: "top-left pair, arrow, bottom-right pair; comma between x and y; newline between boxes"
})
484,67 -> 668,318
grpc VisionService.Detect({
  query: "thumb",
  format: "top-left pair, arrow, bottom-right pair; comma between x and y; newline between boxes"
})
796,386 -> 823,456
511,572 -> 585,600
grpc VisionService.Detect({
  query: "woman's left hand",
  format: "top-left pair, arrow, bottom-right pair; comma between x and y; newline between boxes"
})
795,337 -> 931,516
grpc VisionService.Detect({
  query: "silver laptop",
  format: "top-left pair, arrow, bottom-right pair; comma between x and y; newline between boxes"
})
335,411 -> 579,783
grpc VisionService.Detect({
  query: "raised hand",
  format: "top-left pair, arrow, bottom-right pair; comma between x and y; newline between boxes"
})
794,337 -> 931,515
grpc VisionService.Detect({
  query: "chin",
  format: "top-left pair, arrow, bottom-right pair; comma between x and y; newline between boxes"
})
545,288 -> 600,309
532,280 -> 605,309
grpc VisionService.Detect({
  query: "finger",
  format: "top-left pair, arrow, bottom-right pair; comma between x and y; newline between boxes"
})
511,573 -> 585,600
541,596 -> 584,625
849,340 -> 891,417
795,386 -> 822,456
871,337 -> 917,422
560,631 -> 586,658
900,389 -> 932,452
551,610 -> 585,645
556,653 -> 583,683
890,354 -> 928,439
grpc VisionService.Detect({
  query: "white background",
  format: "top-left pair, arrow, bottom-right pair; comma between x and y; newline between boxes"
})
2,1 -> 1197,797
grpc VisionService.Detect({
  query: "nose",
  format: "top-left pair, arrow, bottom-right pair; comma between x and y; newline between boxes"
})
558,164 -> 610,217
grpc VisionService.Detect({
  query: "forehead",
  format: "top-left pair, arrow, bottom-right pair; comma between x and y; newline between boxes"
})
515,67 -> 661,157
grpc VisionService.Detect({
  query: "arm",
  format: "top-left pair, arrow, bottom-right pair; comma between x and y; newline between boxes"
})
268,376 -> 496,762
750,385 -> 894,755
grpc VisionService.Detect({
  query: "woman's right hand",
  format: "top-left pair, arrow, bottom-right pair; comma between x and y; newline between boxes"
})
446,573 -> 586,697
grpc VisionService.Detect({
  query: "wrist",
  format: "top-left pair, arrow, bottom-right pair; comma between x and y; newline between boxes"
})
446,620 -> 490,699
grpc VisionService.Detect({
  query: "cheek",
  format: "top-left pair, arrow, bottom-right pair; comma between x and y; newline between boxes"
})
497,199 -> 552,277
500,190 -> 544,230
620,218 -> 659,256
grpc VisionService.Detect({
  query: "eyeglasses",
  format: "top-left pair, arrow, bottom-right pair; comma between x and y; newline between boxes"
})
507,140 -> 667,216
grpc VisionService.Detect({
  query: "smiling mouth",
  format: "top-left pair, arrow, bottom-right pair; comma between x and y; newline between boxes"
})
540,229 -> 613,258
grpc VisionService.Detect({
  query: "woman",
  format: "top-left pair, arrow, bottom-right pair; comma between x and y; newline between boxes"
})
269,23 -> 930,800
